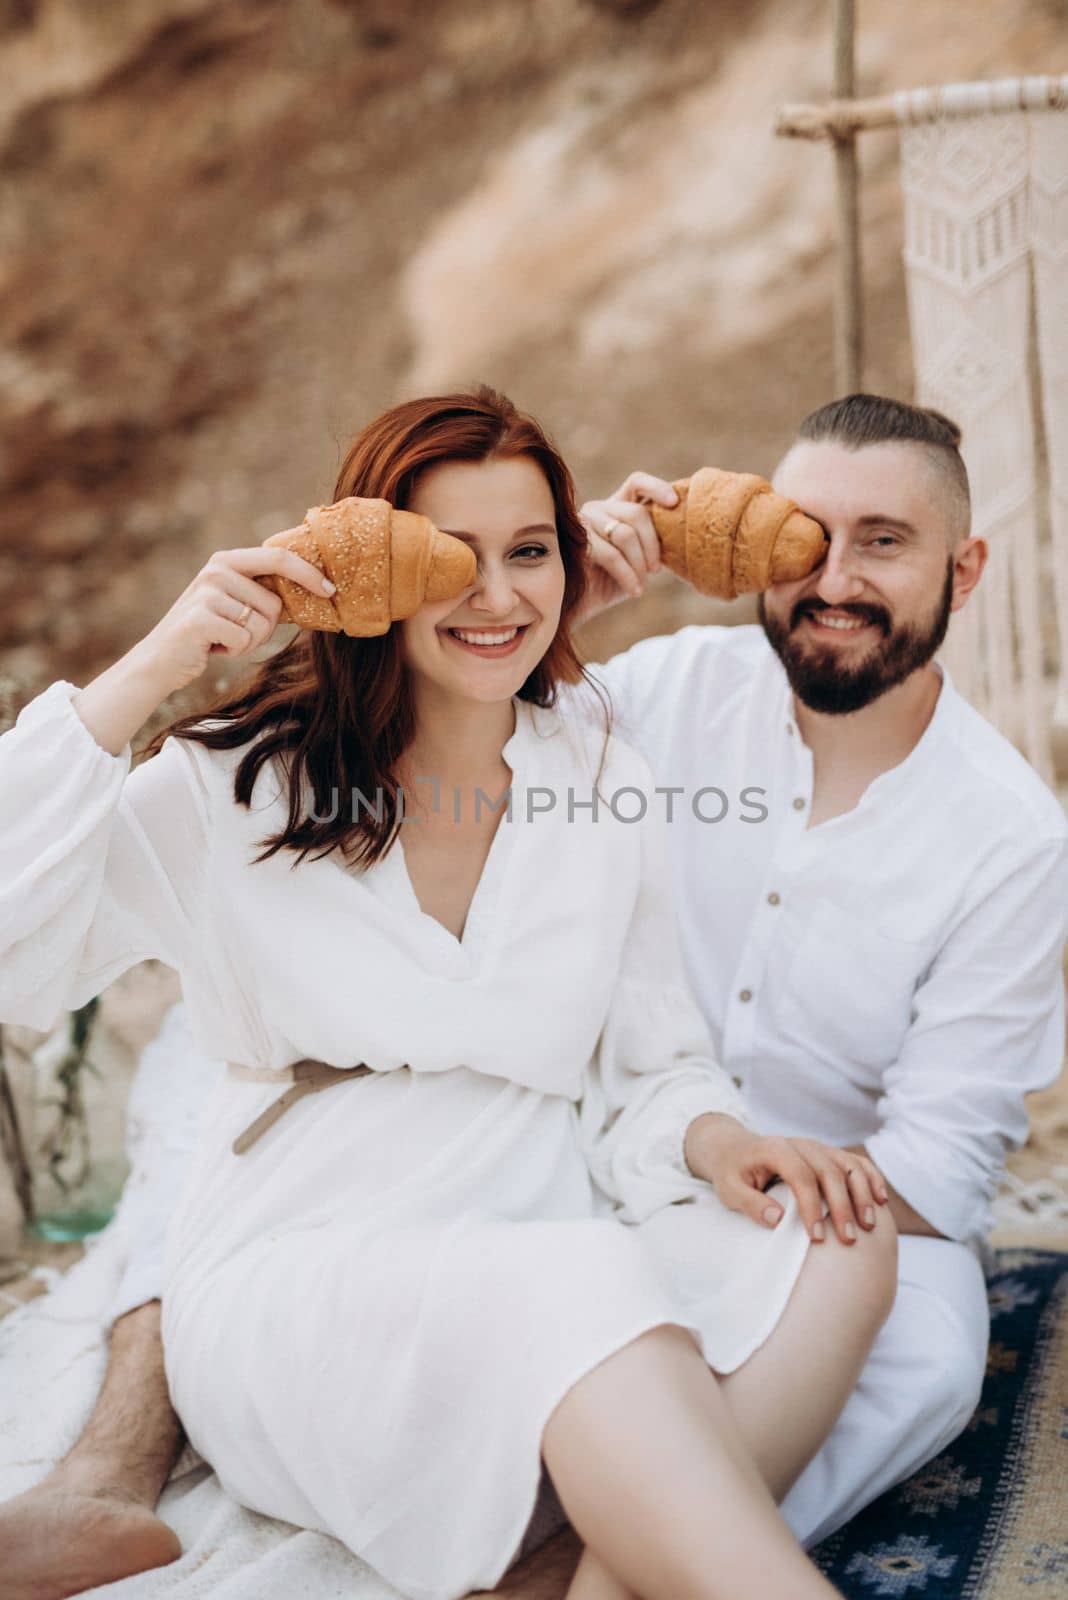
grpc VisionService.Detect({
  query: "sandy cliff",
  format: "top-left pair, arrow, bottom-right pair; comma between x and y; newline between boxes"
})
2,0 -> 1063,688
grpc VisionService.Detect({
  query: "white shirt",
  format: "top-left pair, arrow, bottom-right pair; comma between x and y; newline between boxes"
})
580,624 -> 1068,1246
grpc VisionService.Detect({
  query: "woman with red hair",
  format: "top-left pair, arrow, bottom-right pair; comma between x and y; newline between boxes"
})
0,387 -> 893,1600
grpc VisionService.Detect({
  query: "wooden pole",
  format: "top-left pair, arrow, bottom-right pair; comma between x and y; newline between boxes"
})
832,0 -> 862,394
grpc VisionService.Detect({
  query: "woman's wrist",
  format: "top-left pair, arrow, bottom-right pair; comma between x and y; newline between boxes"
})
72,641 -> 179,758
682,1112 -> 747,1181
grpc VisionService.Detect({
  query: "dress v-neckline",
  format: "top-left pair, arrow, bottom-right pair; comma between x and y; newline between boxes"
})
395,798 -> 514,956
370,698 -> 532,961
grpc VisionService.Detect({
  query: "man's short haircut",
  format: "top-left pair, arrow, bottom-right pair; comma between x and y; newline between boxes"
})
794,393 -> 971,541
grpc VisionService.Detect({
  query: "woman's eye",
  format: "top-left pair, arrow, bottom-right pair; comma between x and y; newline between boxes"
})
512,544 -> 550,561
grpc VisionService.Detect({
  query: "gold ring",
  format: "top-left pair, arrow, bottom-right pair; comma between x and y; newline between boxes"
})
236,603 -> 253,627
603,518 -> 622,543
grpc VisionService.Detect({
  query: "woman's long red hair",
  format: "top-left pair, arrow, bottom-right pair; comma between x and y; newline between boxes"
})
142,385 -> 604,868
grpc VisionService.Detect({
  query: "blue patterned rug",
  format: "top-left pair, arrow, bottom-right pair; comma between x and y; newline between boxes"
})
812,1249 -> 1068,1599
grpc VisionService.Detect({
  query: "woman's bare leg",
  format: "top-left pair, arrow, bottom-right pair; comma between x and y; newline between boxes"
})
565,1545 -> 640,1600
542,1323 -> 840,1600
718,1204 -> 898,1503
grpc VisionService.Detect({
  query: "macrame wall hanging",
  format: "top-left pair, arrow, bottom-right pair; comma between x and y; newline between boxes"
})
898,81 -> 1068,784
779,71 -> 1068,786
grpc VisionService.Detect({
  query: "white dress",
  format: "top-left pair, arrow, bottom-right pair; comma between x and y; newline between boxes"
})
0,680 -> 811,1600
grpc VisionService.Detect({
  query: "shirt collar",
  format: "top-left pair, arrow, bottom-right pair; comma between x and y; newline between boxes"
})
859,661 -> 954,804
765,646 -> 958,807
501,695 -> 556,783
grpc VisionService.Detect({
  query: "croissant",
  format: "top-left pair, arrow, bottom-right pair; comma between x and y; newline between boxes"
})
259,497 -> 477,636
650,468 -> 826,599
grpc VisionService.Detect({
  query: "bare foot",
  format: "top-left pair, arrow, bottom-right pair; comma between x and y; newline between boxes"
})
0,1484 -> 181,1600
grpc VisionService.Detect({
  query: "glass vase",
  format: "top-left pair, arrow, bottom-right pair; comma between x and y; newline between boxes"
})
27,998 -> 129,1242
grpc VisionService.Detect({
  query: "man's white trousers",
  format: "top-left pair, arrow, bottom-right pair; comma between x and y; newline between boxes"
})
781,1234 -> 990,1548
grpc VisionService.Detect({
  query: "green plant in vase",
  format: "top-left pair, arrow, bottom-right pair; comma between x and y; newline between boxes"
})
0,1026 -> 35,1230
31,996 -> 127,1241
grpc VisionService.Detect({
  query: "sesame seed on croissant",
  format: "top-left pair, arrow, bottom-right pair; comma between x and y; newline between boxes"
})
651,468 -> 827,600
260,497 -> 477,636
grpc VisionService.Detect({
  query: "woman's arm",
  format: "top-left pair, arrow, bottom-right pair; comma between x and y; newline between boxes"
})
73,536 -> 335,754
576,775 -> 887,1242
685,1114 -> 888,1246
0,537 -> 331,1030
575,775 -> 756,1224
72,640 -> 183,758
0,679 -> 207,1029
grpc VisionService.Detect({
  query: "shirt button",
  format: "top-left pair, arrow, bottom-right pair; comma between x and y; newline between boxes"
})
738,988 -> 753,1003
731,1074 -> 743,1088
792,796 -> 806,811
786,722 -> 795,736
767,891 -> 781,906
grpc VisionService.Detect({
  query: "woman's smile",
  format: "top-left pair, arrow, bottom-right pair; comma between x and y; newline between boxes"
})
441,622 -> 534,658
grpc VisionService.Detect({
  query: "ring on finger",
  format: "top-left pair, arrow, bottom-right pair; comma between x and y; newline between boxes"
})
603,517 -> 622,544
236,602 -> 253,627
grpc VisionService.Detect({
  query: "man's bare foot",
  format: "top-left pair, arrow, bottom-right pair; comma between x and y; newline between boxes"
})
0,1482 -> 181,1600
0,1300 -> 186,1597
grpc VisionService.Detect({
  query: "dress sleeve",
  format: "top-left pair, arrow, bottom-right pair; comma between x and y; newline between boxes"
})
865,833 -> 1068,1243
577,792 -> 754,1224
0,680 -> 211,1033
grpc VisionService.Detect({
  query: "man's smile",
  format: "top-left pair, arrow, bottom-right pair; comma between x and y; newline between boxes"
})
801,611 -> 875,638
791,602 -> 891,642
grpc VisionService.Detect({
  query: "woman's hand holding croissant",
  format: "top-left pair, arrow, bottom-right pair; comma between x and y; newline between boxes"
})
576,471 -> 678,624
71,540 -> 337,759
141,541 -> 338,695
683,1113 -> 890,1246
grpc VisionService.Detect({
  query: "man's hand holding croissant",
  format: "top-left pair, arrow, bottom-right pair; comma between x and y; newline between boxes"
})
577,465 -> 827,627
577,471 -> 679,621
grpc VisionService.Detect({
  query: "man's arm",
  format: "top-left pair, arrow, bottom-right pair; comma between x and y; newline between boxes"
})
862,835 -> 1068,1245
842,1144 -> 945,1238
574,472 -> 679,628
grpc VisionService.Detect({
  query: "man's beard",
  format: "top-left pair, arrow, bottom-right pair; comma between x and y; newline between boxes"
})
757,559 -> 955,715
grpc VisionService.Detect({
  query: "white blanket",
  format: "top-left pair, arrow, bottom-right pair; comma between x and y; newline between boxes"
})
0,1000 -> 575,1599
0,1210 -> 409,1599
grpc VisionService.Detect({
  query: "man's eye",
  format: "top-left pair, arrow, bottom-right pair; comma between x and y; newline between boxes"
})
513,544 -> 550,560
869,535 -> 899,549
